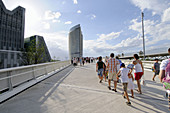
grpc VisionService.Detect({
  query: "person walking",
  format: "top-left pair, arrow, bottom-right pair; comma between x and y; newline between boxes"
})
107,53 -> 119,91
82,58 -> 85,66
80,57 -> 82,66
127,64 -> 135,98
159,48 -> 170,110
116,63 -> 131,105
132,54 -> 144,94
103,62 -> 107,82
96,56 -> 105,83
116,56 -> 122,83
105,56 -> 109,81
152,59 -> 160,81
73,57 -> 77,66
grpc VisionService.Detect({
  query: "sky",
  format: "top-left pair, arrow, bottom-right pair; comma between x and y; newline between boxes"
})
2,0 -> 170,60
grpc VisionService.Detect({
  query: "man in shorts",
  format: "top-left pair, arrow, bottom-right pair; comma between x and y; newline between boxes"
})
152,59 -> 160,81
107,53 -> 119,91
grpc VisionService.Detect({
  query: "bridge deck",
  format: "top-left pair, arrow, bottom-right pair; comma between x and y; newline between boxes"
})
0,63 -> 169,113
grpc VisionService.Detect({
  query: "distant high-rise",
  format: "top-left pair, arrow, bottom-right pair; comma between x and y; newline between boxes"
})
69,24 -> 83,59
0,0 -> 25,69
24,35 -> 51,63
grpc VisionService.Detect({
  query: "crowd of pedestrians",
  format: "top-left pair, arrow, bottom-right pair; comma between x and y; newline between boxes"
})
71,57 -> 95,66
95,49 -> 170,107
71,48 -> 170,107
96,53 -> 141,105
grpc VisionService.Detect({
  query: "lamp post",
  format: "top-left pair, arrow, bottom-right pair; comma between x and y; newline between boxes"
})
141,12 -> 145,60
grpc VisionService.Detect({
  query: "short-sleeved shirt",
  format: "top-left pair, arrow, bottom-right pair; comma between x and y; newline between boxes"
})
97,61 -> 104,70
73,59 -> 77,63
107,58 -> 119,73
119,68 -> 130,83
154,62 -> 160,71
160,59 -> 170,70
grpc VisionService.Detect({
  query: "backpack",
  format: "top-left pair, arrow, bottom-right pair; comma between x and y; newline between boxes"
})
163,59 -> 170,90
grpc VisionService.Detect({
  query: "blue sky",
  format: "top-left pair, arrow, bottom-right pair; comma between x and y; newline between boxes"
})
3,0 -> 170,60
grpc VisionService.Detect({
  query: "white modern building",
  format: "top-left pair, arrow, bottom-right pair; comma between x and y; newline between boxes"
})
69,24 -> 83,59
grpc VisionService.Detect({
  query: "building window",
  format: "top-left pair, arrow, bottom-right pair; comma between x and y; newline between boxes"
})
11,53 -> 14,59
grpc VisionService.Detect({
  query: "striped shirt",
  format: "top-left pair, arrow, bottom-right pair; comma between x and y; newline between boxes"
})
107,58 -> 119,73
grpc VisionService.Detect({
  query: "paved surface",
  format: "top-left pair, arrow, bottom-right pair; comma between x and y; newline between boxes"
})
0,63 -> 169,113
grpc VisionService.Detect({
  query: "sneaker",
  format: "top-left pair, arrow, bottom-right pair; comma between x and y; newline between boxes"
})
108,86 -> 111,90
126,102 -> 131,106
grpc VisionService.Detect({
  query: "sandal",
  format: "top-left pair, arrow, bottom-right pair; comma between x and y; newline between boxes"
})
126,102 -> 131,106
130,96 -> 134,98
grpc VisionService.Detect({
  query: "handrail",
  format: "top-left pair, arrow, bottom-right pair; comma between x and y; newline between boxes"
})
0,60 -> 71,103
0,61 -> 68,73
121,60 -> 160,69
0,61 -> 70,92
0,66 -> 47,81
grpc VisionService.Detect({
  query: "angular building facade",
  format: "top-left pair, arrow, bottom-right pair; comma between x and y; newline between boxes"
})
24,35 -> 51,64
69,24 -> 83,59
0,0 -> 25,69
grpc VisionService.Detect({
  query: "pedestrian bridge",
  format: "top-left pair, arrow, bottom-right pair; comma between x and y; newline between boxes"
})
0,61 -> 169,113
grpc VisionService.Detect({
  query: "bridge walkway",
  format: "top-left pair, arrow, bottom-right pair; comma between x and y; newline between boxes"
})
0,63 -> 169,113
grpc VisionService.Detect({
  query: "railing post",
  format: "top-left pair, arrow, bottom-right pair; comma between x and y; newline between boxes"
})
45,65 -> 48,75
53,63 -> 56,72
32,67 -> 36,80
7,71 -> 13,91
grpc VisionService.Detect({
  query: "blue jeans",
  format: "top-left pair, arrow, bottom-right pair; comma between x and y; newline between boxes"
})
98,68 -> 103,77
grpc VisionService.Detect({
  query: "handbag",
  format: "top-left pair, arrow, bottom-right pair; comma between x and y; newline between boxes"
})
141,75 -> 146,86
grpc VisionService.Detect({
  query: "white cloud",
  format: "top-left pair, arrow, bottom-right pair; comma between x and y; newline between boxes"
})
128,5 -> 170,51
115,35 -> 143,48
39,31 -> 69,60
52,19 -> 61,23
44,10 -> 61,20
129,19 -> 156,35
162,7 -> 170,22
91,14 -> 96,20
64,21 -> 72,24
97,31 -> 122,42
77,10 -> 81,14
130,0 -> 168,15
43,22 -> 50,29
73,0 -> 78,4
83,31 -> 124,57
83,0 -> 170,56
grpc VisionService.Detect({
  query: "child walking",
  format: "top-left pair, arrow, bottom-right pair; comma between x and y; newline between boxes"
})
128,73 -> 135,98
127,64 -> 135,98
116,63 -> 131,105
152,59 -> 160,81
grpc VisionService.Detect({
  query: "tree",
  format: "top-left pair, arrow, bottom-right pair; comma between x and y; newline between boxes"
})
20,38 -> 46,65
139,50 -> 143,56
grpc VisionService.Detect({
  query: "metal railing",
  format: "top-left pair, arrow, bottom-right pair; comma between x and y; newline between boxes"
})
0,61 -> 71,103
121,60 -> 160,69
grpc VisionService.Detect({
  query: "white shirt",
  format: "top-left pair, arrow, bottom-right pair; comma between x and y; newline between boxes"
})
119,68 -> 130,83
134,63 -> 143,73
73,58 -> 77,63
160,59 -> 170,70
